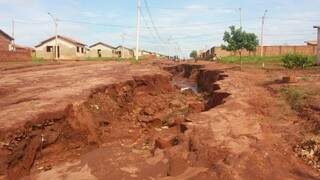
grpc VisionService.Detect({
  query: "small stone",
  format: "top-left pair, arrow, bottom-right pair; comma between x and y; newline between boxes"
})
188,102 -> 205,113
120,166 -> 139,174
44,165 -> 52,171
138,115 -> 154,123
155,136 -> 179,149
169,100 -> 183,108
143,107 -> 156,115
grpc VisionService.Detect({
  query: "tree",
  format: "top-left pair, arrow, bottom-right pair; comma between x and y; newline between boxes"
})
221,26 -> 259,68
190,50 -> 197,60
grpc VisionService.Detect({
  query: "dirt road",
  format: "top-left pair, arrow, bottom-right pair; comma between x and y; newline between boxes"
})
0,61 -> 319,179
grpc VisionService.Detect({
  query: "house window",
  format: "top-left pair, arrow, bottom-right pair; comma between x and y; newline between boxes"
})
81,47 -> 84,53
46,46 -> 53,52
77,46 -> 80,53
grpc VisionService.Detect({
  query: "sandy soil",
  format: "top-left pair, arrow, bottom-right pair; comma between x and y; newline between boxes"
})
0,60 -> 320,179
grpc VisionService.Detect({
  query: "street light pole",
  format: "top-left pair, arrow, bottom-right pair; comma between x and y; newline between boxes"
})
11,18 -> 15,51
260,10 -> 267,57
314,26 -> 320,65
239,8 -> 242,28
121,33 -> 127,58
135,0 -> 141,61
48,12 -> 58,60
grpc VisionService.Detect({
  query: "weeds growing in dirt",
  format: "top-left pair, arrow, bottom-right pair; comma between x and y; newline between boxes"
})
32,56 -> 45,64
280,87 -> 307,110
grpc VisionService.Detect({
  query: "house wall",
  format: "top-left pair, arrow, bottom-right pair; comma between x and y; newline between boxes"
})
117,48 -> 134,58
0,34 -> 11,51
35,38 -> 86,60
88,44 -> 116,58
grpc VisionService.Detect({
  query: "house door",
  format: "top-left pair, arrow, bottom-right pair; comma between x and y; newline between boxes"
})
57,46 -> 60,58
98,49 -> 102,57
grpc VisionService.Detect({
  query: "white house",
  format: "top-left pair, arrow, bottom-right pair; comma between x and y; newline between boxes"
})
88,42 -> 116,58
35,35 -> 86,60
115,46 -> 134,58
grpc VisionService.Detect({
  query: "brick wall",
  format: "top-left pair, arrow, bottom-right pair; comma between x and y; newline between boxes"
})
0,35 -> 11,51
211,45 -> 317,58
0,50 -> 31,62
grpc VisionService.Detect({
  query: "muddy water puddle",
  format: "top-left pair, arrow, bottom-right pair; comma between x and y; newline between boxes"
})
172,77 -> 198,93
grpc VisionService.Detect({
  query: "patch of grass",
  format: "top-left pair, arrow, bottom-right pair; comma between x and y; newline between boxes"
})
129,57 -> 146,64
84,57 -> 124,61
84,57 -> 146,64
280,87 -> 307,110
31,56 -> 45,64
300,76 -> 310,81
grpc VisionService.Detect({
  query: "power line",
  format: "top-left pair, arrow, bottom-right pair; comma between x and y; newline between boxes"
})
143,0 -> 166,43
3,17 -> 261,29
143,0 -> 178,55
140,6 -> 167,53
266,17 -> 320,22
59,19 -> 137,29
143,6 -> 238,11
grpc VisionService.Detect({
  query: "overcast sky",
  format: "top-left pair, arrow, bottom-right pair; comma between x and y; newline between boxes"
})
0,0 -> 319,57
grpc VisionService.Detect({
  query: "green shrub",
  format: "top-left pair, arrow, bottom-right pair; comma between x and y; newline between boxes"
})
281,53 -> 315,69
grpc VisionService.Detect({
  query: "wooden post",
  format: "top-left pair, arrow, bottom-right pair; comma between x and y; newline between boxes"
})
314,26 -> 320,65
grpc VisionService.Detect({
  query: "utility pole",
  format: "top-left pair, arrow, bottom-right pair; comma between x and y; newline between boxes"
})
121,33 -> 127,47
11,18 -> 15,51
121,33 -> 126,58
314,26 -> 320,65
135,0 -> 141,61
239,8 -> 242,28
260,10 -> 267,57
48,12 -> 58,60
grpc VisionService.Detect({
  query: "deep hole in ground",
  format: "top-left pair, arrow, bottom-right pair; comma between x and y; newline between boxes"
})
0,64 -> 230,180
165,64 -> 231,110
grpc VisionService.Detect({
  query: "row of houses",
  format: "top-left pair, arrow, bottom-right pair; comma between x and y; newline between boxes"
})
198,41 -> 319,60
34,35 -> 167,60
0,28 -> 167,61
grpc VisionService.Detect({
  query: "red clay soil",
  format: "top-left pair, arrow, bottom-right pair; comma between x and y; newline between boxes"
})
0,60 -> 320,179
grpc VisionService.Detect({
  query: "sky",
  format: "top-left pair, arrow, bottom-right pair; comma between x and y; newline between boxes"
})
0,0 -> 319,57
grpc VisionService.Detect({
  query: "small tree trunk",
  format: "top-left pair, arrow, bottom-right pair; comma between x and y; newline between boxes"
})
239,50 -> 243,71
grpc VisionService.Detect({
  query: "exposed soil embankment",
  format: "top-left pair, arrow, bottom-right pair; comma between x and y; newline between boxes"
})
1,72 -> 215,179
165,64 -> 231,110
1,62 -> 232,180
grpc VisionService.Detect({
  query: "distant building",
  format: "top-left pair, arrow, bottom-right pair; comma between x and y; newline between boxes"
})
155,53 -> 166,58
305,40 -> 318,47
88,42 -> 116,58
115,46 -> 134,58
140,50 -> 153,56
0,29 -> 14,51
35,35 -> 86,60
136,50 -> 156,59
305,40 -> 318,55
